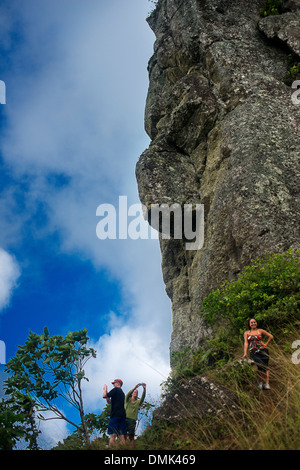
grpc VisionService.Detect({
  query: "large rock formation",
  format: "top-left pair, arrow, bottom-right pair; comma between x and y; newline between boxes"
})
136,0 -> 300,357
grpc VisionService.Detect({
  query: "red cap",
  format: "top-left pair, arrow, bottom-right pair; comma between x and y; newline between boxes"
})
112,378 -> 123,386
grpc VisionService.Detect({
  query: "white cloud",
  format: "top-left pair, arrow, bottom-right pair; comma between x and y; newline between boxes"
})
0,248 -> 20,311
2,0 -> 153,179
83,324 -> 171,413
37,411 -> 69,450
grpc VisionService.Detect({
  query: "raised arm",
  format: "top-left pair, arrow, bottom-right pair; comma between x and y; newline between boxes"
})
125,387 -> 135,403
139,383 -> 146,405
103,384 -> 111,403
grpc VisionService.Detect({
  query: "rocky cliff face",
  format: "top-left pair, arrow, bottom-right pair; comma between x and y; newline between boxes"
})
136,0 -> 300,358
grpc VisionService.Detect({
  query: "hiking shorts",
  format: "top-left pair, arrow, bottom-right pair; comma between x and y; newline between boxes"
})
251,348 -> 269,371
126,418 -> 136,436
107,416 -> 126,436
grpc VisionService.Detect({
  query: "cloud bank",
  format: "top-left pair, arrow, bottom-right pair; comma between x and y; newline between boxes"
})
0,248 -> 20,312
84,323 -> 170,412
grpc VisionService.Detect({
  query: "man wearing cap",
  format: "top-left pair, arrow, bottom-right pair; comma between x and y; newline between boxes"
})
103,379 -> 126,447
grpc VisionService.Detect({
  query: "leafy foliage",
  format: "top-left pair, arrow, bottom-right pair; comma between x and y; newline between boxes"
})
0,398 -> 39,450
4,328 -> 96,446
85,403 -> 111,439
260,0 -> 282,17
286,53 -> 300,83
166,250 -> 300,385
54,404 -> 115,449
52,429 -> 89,450
201,249 -> 300,333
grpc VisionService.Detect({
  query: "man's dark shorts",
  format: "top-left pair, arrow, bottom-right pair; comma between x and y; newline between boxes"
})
107,416 -> 126,436
126,418 -> 136,436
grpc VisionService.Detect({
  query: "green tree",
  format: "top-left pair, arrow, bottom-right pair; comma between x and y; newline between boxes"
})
0,398 -> 38,450
201,249 -> 300,332
85,403 -> 111,440
4,327 -> 96,446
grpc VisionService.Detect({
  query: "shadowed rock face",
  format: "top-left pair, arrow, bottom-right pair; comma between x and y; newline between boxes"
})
136,0 -> 300,358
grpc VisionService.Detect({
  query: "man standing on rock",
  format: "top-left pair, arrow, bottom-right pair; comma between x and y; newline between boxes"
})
103,378 -> 126,447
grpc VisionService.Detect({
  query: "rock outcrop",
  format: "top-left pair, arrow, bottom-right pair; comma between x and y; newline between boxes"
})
153,373 -> 238,422
136,0 -> 300,357
153,359 -> 255,425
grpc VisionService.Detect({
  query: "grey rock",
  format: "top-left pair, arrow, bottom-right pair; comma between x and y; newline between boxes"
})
258,10 -> 300,56
153,373 -> 238,422
153,358 -> 255,423
282,0 -> 300,11
136,0 -> 300,358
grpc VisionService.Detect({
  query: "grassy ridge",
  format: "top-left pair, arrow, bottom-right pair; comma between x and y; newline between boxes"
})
135,327 -> 300,450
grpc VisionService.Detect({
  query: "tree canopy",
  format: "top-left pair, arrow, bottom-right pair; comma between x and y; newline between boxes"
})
4,327 -> 96,445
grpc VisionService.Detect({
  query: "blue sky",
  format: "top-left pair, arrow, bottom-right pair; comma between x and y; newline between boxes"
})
0,0 -> 171,447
